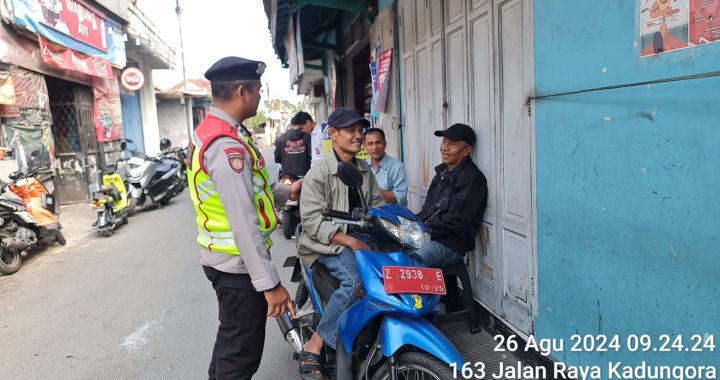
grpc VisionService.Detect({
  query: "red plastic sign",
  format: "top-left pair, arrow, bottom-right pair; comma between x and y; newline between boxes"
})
383,266 -> 447,295
120,67 -> 145,91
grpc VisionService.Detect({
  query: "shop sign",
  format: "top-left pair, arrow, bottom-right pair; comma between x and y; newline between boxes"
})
120,67 -> 145,91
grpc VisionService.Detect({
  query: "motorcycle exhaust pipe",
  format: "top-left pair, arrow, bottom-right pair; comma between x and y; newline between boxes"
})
1,239 -> 26,250
275,312 -> 303,353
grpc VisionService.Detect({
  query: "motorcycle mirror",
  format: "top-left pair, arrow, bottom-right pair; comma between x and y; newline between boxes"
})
337,162 -> 363,188
125,138 -> 134,144
120,141 -> 127,150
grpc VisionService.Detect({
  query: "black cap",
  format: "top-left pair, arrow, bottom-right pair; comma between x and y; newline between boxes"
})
434,123 -> 476,147
204,57 -> 266,81
327,107 -> 370,129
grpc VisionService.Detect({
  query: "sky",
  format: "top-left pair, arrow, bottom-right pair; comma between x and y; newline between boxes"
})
137,0 -> 303,103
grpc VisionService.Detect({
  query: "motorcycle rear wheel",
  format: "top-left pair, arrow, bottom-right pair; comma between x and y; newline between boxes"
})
370,352 -> 454,380
295,281 -> 309,308
282,209 -> 295,239
0,246 -> 22,275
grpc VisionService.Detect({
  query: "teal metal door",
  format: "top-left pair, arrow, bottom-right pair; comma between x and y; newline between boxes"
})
120,92 -> 145,153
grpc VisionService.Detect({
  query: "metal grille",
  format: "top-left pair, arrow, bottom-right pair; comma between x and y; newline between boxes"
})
46,77 -> 97,203
46,79 -> 97,155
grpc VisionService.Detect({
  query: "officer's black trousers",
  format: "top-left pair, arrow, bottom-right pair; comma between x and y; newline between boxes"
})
203,266 -> 268,380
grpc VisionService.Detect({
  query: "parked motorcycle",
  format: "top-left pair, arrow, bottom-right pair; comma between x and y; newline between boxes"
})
124,139 -> 183,213
89,158 -> 129,237
0,154 -> 65,275
279,174 -> 301,239
158,142 -> 188,193
278,162 -> 461,379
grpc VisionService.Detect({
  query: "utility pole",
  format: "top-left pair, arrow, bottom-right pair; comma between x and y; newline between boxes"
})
175,0 -> 192,138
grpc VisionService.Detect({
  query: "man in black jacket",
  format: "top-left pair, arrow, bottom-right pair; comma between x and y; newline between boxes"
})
274,113 -> 312,178
415,123 -> 488,268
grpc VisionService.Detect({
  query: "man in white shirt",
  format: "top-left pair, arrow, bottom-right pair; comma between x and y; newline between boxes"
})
293,111 -> 324,167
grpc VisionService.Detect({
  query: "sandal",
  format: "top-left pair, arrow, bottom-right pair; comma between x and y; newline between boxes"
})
299,350 -> 324,380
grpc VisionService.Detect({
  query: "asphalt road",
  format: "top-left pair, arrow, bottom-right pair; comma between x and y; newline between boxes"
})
0,195 -> 299,380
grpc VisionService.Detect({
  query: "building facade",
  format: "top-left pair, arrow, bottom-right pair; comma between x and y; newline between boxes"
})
265,0 -> 719,367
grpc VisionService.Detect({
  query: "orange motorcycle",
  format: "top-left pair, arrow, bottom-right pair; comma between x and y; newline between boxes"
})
0,162 -> 65,275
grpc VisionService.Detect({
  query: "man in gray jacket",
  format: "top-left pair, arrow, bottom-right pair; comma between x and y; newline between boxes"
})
296,107 -> 384,378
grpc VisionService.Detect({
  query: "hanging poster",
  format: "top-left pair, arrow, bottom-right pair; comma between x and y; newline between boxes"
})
369,59 -> 378,118
92,73 -> 123,142
0,66 -> 50,117
690,0 -> 720,45
376,49 -> 393,113
640,0 -> 690,56
0,71 -> 16,105
5,109 -> 55,168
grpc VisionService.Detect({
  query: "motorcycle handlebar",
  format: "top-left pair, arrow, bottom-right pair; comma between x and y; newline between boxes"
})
322,208 -> 358,221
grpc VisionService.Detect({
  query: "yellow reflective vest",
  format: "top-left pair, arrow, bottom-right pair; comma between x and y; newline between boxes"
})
187,114 -> 277,254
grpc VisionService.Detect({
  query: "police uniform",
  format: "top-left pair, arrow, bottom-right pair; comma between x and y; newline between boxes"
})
188,57 -> 290,380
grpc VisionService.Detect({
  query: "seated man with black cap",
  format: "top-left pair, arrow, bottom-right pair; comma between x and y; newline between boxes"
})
296,107 -> 384,379
414,123 -> 488,268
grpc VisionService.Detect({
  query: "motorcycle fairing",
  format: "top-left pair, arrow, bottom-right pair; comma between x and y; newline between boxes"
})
335,249 -> 442,354
380,314 -> 464,366
301,260 -> 326,316
356,249 -> 440,316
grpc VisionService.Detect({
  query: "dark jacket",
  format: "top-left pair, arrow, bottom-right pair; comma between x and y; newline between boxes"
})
417,158 -> 488,255
274,128 -> 311,178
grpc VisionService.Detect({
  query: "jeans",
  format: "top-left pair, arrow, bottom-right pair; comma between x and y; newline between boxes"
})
314,233 -> 373,349
413,240 -> 463,268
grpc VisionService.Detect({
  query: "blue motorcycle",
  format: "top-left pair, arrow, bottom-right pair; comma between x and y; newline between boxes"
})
278,162 -> 463,380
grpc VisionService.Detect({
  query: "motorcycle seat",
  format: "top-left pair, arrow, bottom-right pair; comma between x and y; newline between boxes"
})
155,160 -> 178,177
3,197 -> 24,206
310,263 -> 341,311
98,184 -> 121,201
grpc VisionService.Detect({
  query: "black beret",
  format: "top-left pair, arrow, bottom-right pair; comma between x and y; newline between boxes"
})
204,56 -> 266,81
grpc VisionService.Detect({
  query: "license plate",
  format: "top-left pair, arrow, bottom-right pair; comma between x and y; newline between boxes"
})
383,266 -> 446,295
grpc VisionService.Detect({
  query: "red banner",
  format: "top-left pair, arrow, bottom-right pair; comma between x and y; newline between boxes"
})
92,73 -> 123,142
39,35 -> 111,79
37,0 -> 107,51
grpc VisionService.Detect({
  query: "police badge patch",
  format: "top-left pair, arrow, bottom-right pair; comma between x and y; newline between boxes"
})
225,147 -> 245,173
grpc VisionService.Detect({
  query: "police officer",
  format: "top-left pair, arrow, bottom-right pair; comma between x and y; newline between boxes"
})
187,56 -> 296,380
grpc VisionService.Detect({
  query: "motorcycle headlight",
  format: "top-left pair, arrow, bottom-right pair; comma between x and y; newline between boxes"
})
398,216 -> 430,249
379,216 -> 430,249
379,218 -> 404,242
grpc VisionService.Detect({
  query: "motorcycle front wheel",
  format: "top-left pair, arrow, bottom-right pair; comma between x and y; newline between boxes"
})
127,197 -> 138,216
370,352 -> 454,380
0,245 -> 22,275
